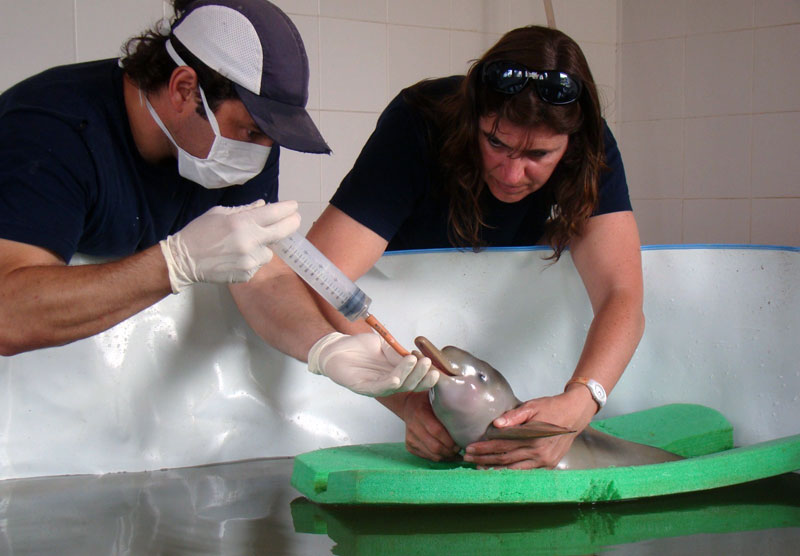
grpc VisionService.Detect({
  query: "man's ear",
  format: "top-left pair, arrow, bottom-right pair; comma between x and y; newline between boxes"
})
167,66 -> 199,114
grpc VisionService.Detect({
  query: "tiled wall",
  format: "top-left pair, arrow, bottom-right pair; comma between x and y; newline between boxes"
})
619,0 -> 800,246
1,1 -> 796,246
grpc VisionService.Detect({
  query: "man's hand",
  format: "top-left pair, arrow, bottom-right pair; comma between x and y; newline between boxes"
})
160,199 -> 300,293
398,391 -> 461,461
307,332 -> 439,397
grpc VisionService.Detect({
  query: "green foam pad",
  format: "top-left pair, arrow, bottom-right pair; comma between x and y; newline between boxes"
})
290,473 -> 800,554
290,404 -> 800,505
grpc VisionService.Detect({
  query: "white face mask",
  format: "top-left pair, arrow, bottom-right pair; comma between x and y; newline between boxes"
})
144,86 -> 271,189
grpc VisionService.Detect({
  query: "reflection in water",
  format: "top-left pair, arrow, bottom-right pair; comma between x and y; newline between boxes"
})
0,458 -> 333,555
0,457 -> 797,555
293,473 -> 800,555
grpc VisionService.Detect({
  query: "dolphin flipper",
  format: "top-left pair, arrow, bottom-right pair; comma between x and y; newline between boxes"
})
484,420 -> 576,440
483,423 -> 684,470
557,427 -> 685,469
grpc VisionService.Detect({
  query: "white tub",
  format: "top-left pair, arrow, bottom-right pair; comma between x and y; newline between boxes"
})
0,246 -> 797,479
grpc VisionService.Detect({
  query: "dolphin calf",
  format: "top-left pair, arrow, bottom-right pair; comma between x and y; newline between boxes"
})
415,336 -> 684,470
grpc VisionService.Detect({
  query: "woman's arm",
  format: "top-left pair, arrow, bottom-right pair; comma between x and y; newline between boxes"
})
566,210 -> 645,396
463,210 -> 645,469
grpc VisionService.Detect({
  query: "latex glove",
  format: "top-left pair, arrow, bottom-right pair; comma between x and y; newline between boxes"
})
159,199 -> 299,293
307,332 -> 439,397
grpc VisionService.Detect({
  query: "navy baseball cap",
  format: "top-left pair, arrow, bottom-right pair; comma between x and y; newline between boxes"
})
169,0 -> 330,154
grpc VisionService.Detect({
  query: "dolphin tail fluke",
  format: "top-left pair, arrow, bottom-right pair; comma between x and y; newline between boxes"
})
484,420 -> 576,440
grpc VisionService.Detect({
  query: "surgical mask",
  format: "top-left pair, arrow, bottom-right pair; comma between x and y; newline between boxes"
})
143,86 -> 271,189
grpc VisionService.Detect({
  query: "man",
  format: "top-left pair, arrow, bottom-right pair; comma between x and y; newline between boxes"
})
0,0 -> 436,397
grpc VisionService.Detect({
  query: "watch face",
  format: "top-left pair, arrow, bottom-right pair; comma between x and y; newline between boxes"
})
590,382 -> 607,404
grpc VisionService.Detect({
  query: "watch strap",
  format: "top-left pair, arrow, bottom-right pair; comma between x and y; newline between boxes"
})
565,376 -> 607,411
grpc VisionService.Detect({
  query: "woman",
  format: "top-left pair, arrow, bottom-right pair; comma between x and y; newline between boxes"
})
306,25 -> 644,469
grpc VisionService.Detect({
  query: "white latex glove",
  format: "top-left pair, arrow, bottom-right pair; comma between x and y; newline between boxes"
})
308,332 -> 440,397
159,199 -> 300,293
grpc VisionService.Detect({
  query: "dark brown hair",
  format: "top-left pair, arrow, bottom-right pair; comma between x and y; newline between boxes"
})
118,0 -> 237,113
404,25 -> 605,260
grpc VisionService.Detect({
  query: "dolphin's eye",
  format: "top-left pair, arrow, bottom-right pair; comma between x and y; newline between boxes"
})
478,372 -> 488,382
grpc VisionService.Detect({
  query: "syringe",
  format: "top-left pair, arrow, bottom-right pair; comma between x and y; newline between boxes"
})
270,232 -> 410,356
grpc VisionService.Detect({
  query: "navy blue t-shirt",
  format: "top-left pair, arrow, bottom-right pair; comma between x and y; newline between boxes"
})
331,76 -> 631,251
0,59 -> 279,262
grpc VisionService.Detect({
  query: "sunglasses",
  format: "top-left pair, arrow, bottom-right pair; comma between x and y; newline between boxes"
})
481,60 -> 583,105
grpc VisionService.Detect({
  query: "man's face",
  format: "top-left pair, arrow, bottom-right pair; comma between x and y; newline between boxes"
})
176,97 -> 274,159
478,115 -> 569,204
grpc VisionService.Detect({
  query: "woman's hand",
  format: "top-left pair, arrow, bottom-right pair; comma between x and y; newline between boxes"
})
462,388 -> 597,469
399,391 -> 461,461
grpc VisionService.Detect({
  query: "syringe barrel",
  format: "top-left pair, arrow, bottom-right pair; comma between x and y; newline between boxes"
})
270,232 -> 371,321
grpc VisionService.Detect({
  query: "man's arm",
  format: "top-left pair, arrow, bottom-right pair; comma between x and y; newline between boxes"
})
228,255 -> 335,361
0,238 -> 171,355
0,199 -> 301,355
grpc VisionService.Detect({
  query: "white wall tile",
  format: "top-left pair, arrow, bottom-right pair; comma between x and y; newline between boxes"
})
484,0 -> 511,34
319,111 -> 381,203
291,15 -> 321,111
619,0 -> 800,248
271,0 -> 319,17
620,39 -> 684,121
621,119 -> 684,200
555,0 -> 617,44
0,1 -> 75,92
754,25 -> 800,113
319,19 -> 387,111
683,199 -> 751,243
278,147 -> 323,203
388,0 -> 449,28
684,115 -> 751,199
297,202 -> 326,235
76,0 -> 165,62
606,119 -> 619,140
751,199 -> 800,246
387,26 -> 450,95
685,31 -> 753,117
320,0 -> 386,22
509,0 -> 548,28
755,0 -> 800,26
631,199 -> 683,245
452,0 -> 513,33
752,113 -> 800,198
685,0 -> 754,35
451,0 -> 485,31
620,0 -> 686,42
450,30 -> 487,75
580,42 -> 617,117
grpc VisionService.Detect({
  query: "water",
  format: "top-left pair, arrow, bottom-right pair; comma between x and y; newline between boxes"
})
0,457 -> 797,555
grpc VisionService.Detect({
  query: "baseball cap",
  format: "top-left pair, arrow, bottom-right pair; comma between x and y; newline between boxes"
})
170,0 -> 330,154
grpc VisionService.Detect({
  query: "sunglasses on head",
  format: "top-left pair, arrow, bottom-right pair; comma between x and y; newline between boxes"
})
481,60 -> 583,105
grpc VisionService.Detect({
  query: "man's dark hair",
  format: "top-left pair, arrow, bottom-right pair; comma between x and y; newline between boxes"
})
119,0 -> 237,114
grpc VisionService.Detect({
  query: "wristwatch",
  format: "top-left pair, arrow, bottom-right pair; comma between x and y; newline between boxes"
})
565,377 -> 607,411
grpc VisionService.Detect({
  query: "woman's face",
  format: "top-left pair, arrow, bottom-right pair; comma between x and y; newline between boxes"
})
478,115 -> 569,203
